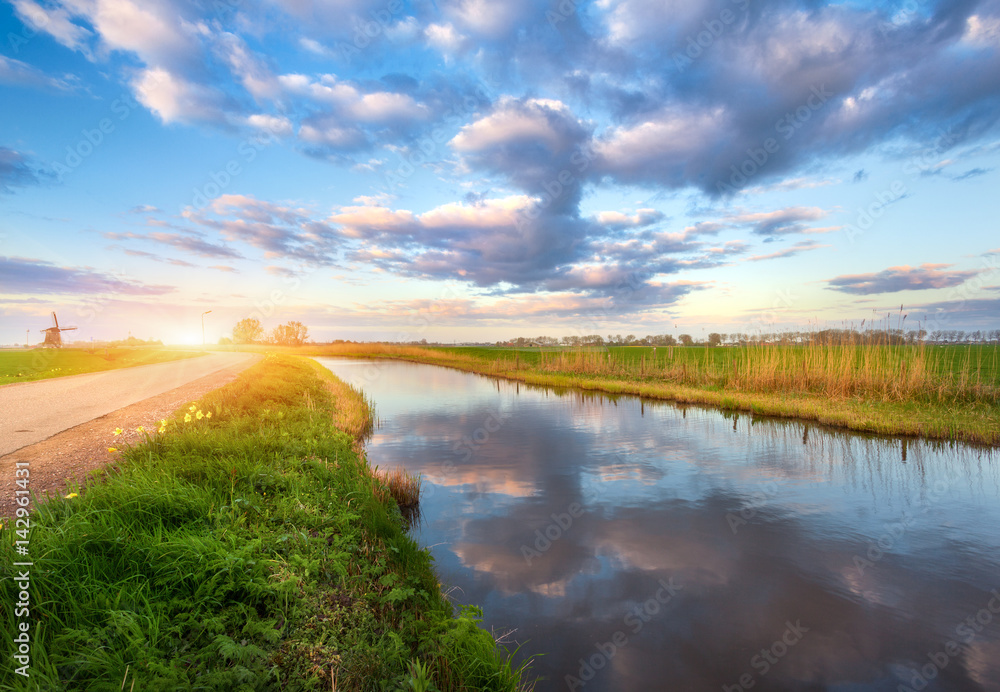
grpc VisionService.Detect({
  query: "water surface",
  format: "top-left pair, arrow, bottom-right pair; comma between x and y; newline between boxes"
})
316,358 -> 1000,692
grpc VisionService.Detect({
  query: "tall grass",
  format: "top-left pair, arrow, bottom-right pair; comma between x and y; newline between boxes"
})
0,354 -> 533,691
309,340 -> 998,405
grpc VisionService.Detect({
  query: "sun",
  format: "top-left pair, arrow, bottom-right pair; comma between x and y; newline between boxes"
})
169,333 -> 204,346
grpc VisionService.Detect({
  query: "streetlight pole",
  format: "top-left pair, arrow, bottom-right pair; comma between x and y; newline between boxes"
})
201,310 -> 212,349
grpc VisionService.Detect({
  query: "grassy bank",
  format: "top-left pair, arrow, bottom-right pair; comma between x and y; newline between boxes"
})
0,354 -> 532,690
0,348 -> 205,385
294,343 -> 1000,446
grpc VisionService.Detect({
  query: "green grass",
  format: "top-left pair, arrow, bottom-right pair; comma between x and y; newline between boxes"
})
292,343 -> 1000,446
0,348 -> 205,385
0,354 -> 533,691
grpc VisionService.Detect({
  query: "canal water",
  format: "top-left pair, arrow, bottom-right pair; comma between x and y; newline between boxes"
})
314,358 -> 1000,692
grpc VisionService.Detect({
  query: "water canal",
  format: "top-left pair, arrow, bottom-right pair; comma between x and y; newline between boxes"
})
315,358 -> 1000,692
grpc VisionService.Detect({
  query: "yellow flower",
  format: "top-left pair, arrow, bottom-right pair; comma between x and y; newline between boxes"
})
158,426 -> 167,434
189,405 -> 197,412
196,410 -> 204,420
108,447 -> 117,453
64,493 -> 78,499
135,426 -> 145,433
206,412 -> 212,419
184,413 -> 192,423
160,419 -> 167,427
113,427 -> 123,436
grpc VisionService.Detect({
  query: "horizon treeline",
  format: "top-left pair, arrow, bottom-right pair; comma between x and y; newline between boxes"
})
482,328 -> 1000,348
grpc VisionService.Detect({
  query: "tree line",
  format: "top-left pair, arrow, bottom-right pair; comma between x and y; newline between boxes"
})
228,318 -> 309,346
499,328 -> 1000,347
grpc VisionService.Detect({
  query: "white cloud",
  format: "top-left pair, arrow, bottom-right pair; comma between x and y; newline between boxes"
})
132,67 -> 229,125
11,0 -> 92,52
452,97 -> 577,153
246,114 -> 293,137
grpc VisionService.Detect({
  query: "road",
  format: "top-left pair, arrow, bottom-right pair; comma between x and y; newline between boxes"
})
0,352 -> 258,456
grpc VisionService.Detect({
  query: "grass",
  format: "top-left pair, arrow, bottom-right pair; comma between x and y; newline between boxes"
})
0,354 -> 533,691
287,342 -> 1000,446
0,348 -> 205,385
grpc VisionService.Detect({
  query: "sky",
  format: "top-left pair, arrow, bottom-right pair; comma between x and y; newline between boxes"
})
1,0 -> 999,345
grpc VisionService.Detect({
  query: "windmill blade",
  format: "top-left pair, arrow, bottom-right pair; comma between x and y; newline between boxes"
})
52,312 -> 59,330
62,326 -> 78,331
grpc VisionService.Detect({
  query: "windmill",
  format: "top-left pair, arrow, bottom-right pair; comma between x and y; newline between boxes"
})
41,312 -> 77,348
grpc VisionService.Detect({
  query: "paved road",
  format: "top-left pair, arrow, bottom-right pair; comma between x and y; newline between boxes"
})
0,352 -> 258,456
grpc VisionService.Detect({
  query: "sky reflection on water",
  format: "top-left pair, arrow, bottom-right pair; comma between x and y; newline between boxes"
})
315,358 -> 1000,692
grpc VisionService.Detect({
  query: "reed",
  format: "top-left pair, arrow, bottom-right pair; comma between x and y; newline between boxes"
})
372,465 -> 422,509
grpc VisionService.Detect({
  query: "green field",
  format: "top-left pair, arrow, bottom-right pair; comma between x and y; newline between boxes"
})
0,348 -> 205,385
0,355 -> 531,690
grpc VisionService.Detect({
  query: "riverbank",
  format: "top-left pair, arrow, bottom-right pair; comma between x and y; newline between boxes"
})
0,354 -> 532,690
298,344 -> 1000,447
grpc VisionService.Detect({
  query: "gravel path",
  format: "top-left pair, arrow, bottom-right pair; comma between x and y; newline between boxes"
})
0,353 -> 260,517
0,352 -> 256,457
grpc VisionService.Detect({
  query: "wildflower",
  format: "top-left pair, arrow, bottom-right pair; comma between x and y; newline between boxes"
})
196,410 -> 204,420
158,426 -> 167,434
184,413 -> 192,423
113,427 -> 123,436
108,447 -> 117,453
206,412 -> 212,419
160,419 -> 167,427
64,493 -> 78,499
189,404 -> 197,412
136,426 -> 145,433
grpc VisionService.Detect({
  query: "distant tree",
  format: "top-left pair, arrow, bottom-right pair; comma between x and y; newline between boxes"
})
218,336 -> 233,345
233,317 -> 264,344
707,332 -> 722,347
679,334 -> 694,346
662,334 -> 677,346
270,320 -> 309,346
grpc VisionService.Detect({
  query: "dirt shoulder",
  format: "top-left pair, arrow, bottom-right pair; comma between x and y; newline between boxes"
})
0,355 -> 260,518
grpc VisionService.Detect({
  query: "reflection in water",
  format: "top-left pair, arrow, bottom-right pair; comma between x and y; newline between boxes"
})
315,359 -> 1000,692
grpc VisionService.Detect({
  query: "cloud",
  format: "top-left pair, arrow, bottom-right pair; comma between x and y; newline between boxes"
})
132,67 -> 233,126
587,3 -> 1000,196
0,147 -> 48,194
451,97 -> 593,211
747,240 -> 828,262
10,0 -> 92,52
0,55 -> 74,91
594,209 -> 665,230
182,194 -> 339,262
725,207 -> 830,237
953,167 -> 993,181
0,256 -> 174,296
909,297 -> 1000,330
332,194 -> 595,289
825,263 -> 980,295
106,229 -> 243,259
344,281 -> 707,323
246,114 -> 293,137
117,247 -> 196,267
425,22 -> 471,56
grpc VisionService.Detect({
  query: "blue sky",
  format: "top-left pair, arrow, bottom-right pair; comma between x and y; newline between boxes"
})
1,0 -> 999,344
